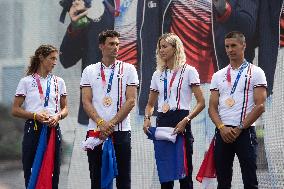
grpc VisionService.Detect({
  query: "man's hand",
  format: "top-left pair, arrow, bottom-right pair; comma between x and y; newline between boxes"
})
232,127 -> 242,139
69,0 -> 88,23
99,132 -> 108,140
219,126 -> 236,143
99,121 -> 114,137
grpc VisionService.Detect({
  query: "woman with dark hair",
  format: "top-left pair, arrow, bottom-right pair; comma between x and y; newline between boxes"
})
11,44 -> 68,189
143,33 -> 205,189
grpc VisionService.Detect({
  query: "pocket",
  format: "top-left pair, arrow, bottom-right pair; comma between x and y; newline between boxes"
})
22,121 -> 36,147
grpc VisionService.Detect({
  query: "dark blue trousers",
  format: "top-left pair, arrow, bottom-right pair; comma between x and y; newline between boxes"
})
87,131 -> 131,189
214,126 -> 258,189
157,110 -> 194,189
22,120 -> 62,189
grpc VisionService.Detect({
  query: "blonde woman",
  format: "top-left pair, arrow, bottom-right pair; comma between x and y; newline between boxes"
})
143,33 -> 205,189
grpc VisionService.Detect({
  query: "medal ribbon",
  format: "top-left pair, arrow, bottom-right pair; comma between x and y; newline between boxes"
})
53,76 -> 59,113
227,61 -> 249,96
114,0 -> 120,16
164,69 -> 178,103
101,63 -> 116,95
34,73 -> 52,108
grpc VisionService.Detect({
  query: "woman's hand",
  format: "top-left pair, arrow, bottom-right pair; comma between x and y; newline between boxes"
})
143,118 -> 151,135
35,112 -> 50,124
173,118 -> 188,135
47,114 -> 60,127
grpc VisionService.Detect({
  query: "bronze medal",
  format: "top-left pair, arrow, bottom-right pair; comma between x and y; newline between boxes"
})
225,97 -> 235,107
103,96 -> 112,107
162,103 -> 170,113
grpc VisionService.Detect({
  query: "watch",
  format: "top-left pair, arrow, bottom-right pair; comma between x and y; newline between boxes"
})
144,115 -> 151,120
184,116 -> 191,123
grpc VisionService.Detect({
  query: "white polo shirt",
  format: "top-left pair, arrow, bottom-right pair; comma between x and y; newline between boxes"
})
150,64 -> 200,112
15,74 -> 67,116
80,61 -> 139,131
210,63 -> 267,126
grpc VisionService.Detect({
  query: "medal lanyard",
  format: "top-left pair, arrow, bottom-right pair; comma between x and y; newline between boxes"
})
164,69 -> 178,102
34,73 -> 52,108
53,76 -> 59,113
114,0 -> 120,16
101,63 -> 116,95
227,61 -> 249,96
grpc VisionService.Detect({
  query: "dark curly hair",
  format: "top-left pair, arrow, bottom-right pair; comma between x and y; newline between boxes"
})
98,30 -> 120,44
26,45 -> 58,75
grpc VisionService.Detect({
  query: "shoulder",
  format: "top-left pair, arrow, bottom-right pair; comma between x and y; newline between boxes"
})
121,61 -> 136,70
185,64 -> 196,71
53,75 -> 65,84
214,66 -> 227,77
20,75 -> 34,83
120,61 -> 138,75
251,64 -> 265,75
184,64 -> 198,74
84,63 -> 99,71
152,70 -> 162,78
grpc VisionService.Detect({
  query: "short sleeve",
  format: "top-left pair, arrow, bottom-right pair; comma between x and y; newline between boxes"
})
150,71 -> 159,92
15,78 -> 27,97
58,77 -> 67,96
210,73 -> 219,91
252,66 -> 267,88
188,66 -> 200,86
126,64 -> 139,86
80,66 -> 91,88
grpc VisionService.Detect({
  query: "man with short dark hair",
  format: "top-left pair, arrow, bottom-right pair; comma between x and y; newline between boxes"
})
80,30 -> 139,189
209,31 -> 267,189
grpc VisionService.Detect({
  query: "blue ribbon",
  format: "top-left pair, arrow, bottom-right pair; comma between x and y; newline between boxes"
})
163,70 -> 168,102
27,75 -> 52,189
230,61 -> 249,95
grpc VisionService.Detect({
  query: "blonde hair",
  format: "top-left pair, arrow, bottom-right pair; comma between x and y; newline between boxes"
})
156,33 -> 186,71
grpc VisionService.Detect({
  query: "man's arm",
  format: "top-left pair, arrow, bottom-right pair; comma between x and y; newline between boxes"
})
110,85 -> 137,125
81,87 -> 113,137
238,87 -> 267,129
208,90 -> 236,143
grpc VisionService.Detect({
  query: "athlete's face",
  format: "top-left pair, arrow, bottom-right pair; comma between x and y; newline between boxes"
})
159,39 -> 175,62
100,37 -> 120,59
40,51 -> 58,73
225,38 -> 246,61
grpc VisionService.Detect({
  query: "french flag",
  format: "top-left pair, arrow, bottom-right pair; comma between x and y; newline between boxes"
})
196,137 -> 216,188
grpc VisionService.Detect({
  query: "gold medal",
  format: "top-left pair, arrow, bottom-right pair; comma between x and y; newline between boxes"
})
103,96 -> 112,107
162,103 -> 170,113
225,97 -> 235,107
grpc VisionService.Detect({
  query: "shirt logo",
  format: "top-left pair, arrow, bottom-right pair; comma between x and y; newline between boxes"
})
148,1 -> 157,8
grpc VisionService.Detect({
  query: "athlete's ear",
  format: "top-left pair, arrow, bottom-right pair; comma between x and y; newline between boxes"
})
243,42 -> 246,50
